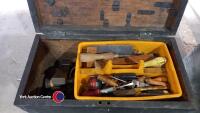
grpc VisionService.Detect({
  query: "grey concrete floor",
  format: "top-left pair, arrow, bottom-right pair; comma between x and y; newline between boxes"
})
0,0 -> 199,113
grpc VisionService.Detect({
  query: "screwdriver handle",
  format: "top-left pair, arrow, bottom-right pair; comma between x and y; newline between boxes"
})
135,86 -> 168,92
144,57 -> 167,68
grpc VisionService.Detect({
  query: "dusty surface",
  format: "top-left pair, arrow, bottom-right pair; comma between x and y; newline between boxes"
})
0,0 -> 199,113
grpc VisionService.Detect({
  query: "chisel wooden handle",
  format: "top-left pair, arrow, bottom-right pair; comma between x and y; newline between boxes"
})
127,54 -> 154,63
135,86 -> 168,92
80,53 -> 118,62
145,78 -> 167,87
112,58 -> 132,65
152,76 -> 167,82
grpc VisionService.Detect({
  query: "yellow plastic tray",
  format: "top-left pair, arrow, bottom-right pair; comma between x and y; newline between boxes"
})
74,40 -> 182,101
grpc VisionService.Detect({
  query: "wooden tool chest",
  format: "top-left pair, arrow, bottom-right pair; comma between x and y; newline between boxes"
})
14,0 -> 196,113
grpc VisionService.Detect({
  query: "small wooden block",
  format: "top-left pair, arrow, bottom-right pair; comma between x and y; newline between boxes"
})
86,47 -> 97,67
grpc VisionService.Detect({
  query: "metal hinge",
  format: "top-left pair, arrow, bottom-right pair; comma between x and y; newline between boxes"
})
44,31 -> 75,37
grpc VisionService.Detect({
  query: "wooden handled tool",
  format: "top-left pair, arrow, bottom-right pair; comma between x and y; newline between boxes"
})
80,53 -> 120,62
127,54 -> 154,63
144,68 -> 166,75
112,58 -> 133,65
144,57 -> 167,67
113,86 -> 168,96
152,76 -> 167,82
145,78 -> 167,87
97,75 -> 118,87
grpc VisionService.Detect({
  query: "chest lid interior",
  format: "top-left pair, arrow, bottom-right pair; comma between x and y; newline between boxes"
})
28,0 -> 188,36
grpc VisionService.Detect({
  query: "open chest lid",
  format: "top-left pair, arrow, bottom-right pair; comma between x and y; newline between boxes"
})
27,0 -> 188,37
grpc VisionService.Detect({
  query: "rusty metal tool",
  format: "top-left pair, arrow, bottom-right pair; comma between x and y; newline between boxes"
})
86,45 -> 134,55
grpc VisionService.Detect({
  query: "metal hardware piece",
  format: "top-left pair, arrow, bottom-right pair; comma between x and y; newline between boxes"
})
137,10 -> 155,15
154,2 -> 174,9
52,7 -> 69,17
112,0 -> 120,11
100,9 -> 104,21
46,0 -> 55,6
126,12 -> 132,26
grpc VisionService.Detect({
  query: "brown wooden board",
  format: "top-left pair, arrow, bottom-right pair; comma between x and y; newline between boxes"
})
28,0 -> 187,35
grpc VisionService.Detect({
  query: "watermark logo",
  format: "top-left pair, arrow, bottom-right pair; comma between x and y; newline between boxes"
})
52,91 -> 64,103
19,95 -> 51,99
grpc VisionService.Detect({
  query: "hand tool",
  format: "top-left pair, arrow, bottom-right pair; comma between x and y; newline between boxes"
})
80,53 -> 129,62
97,75 -> 118,87
144,68 -> 166,75
81,89 -> 100,96
87,45 -> 134,55
113,57 -> 166,69
133,80 -> 150,88
140,90 -> 169,96
113,86 -> 168,96
80,53 -> 117,62
144,57 -> 167,67
100,87 -> 117,94
127,54 -> 155,63
112,58 -> 133,65
100,80 -> 149,94
88,76 -> 103,89
45,78 -> 66,89
110,76 -> 127,83
152,76 -> 167,82
145,78 -> 167,87
113,73 -> 137,81
99,81 -> 136,94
